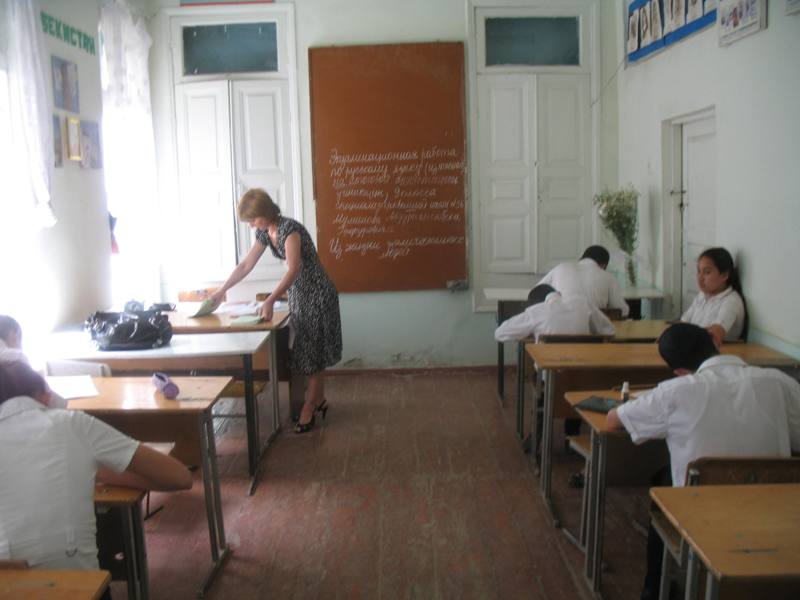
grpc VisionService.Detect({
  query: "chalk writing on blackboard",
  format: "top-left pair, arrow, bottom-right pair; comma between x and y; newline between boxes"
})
327,145 -> 465,263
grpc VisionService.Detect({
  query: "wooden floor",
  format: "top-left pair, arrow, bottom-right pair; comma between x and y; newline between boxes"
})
118,370 -> 650,599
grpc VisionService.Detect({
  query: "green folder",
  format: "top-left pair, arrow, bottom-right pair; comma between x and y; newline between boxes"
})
575,396 -> 620,414
230,315 -> 262,325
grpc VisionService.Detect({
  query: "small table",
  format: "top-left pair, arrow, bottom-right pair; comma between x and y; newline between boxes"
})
94,485 -> 148,600
62,376 -> 232,597
565,389 -> 669,595
650,484 -> 800,600
524,342 -> 799,527
46,331 -> 271,494
0,570 -> 110,600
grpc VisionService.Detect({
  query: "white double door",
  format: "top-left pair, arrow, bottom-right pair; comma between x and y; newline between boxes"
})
174,79 -> 294,283
478,73 -> 591,275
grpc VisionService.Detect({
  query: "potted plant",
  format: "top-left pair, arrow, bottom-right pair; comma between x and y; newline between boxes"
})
593,185 -> 639,286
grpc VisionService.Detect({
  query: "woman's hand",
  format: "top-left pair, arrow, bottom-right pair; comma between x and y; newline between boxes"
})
260,299 -> 274,322
207,289 -> 225,307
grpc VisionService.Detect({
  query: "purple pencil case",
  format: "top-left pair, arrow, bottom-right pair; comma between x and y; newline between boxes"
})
152,372 -> 179,399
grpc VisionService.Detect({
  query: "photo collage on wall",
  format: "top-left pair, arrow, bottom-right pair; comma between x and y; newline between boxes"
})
627,0 -> 720,63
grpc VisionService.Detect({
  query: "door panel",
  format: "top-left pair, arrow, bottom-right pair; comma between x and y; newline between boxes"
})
231,80 -> 293,281
478,74 -> 536,273
536,74 -> 591,273
174,81 -> 235,282
681,117 -> 716,312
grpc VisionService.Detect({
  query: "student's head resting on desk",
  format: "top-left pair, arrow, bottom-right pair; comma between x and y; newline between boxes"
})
0,315 -> 22,349
606,323 -> 719,430
0,361 -> 57,408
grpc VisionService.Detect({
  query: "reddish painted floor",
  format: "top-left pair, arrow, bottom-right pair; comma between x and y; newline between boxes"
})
115,370 -> 650,599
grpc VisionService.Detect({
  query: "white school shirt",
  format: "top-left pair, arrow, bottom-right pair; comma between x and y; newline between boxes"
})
0,396 -> 139,569
681,286 -> 745,341
494,292 -> 616,342
539,258 -> 630,317
616,355 -> 800,487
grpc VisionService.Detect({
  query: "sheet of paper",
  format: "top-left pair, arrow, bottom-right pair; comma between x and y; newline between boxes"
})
45,375 -> 99,399
190,298 -> 218,318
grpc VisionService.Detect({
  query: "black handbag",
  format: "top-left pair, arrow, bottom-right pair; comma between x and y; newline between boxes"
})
85,310 -> 173,351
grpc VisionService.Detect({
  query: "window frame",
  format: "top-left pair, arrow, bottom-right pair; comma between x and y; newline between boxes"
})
476,5 -> 592,75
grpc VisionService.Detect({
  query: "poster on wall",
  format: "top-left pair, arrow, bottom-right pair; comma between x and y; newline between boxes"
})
627,8 -> 640,53
80,121 -> 102,169
718,0 -> 767,45
640,3 -> 653,46
53,114 -> 63,167
669,0 -> 686,29
651,0 -> 664,40
51,56 -> 80,113
687,0 -> 704,21
705,0 -> 718,13
66,117 -> 81,161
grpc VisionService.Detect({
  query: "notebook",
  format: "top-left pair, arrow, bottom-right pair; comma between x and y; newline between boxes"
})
190,298 -> 218,318
230,315 -> 263,325
574,395 -> 620,414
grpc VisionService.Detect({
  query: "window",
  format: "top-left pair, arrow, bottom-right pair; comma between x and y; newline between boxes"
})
182,22 -> 278,75
485,17 -> 579,67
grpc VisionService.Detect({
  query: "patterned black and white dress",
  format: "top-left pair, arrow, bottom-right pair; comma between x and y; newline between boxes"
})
256,217 -> 342,375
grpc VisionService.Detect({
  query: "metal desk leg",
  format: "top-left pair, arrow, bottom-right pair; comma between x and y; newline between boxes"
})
120,503 -> 145,600
531,367 -> 543,474
516,341 -> 525,440
130,502 -> 149,600
685,549 -> 700,600
497,307 -> 504,399
269,331 -> 281,434
198,413 -> 230,596
240,354 -> 261,494
539,368 -> 560,526
588,433 -> 608,594
704,572 -> 718,600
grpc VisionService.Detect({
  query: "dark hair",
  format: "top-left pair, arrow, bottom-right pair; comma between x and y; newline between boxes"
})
581,245 -> 610,268
698,247 -> 749,340
0,315 -> 21,343
528,284 -> 556,306
0,361 -> 48,405
657,323 -> 719,372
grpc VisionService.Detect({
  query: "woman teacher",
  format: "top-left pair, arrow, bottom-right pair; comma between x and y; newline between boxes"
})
209,189 -> 342,433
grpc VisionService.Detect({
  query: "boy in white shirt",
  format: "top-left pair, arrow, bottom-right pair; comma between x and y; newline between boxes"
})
607,323 -> 800,599
538,245 -> 630,318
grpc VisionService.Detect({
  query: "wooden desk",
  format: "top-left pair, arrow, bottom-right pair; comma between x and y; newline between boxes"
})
610,319 -> 668,342
94,485 -> 147,600
169,305 -> 292,455
47,331 -> 270,494
524,343 -> 799,527
63,376 -> 232,597
566,389 -> 669,595
651,484 -> 800,600
0,570 -> 110,600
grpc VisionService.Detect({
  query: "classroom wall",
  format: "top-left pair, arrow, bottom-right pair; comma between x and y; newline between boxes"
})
616,2 -> 800,358
36,0 -> 111,330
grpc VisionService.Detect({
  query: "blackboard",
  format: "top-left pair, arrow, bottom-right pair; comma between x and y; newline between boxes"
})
309,42 -> 467,293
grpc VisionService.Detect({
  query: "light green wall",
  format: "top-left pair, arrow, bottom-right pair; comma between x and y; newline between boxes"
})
616,2 -> 800,358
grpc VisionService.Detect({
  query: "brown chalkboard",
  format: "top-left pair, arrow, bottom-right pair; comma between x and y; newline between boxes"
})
309,42 -> 467,293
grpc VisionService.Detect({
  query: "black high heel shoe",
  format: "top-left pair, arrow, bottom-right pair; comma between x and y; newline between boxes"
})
315,399 -> 329,420
294,414 -> 315,434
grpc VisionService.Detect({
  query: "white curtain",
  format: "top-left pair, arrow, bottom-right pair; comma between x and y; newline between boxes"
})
0,0 -> 56,230
100,0 -> 160,304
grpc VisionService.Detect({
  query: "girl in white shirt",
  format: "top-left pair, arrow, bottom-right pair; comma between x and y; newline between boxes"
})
681,247 -> 748,346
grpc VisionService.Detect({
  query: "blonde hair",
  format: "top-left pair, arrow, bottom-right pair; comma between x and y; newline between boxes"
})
237,188 -> 281,224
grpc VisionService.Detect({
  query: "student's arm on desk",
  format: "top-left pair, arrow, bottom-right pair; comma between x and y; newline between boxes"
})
606,408 -> 623,430
97,444 -> 192,491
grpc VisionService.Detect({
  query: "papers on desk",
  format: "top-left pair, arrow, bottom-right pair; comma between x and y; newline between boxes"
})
191,298 -> 218,318
230,315 -> 263,325
45,375 -> 99,399
215,300 -> 287,316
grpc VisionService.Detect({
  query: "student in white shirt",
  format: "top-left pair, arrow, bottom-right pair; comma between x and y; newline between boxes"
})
606,323 -> 800,599
0,361 -> 193,571
538,245 -> 630,318
0,315 -> 26,365
494,284 -> 615,342
681,247 -> 748,346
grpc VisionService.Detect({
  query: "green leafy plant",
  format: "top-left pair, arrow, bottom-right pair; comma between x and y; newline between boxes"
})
593,185 -> 639,286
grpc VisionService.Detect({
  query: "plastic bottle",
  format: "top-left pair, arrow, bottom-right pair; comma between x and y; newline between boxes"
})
621,381 -> 630,403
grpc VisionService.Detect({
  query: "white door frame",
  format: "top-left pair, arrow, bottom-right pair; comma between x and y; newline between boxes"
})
662,106 -> 715,318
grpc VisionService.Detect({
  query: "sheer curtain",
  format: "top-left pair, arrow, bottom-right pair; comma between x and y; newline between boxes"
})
0,0 -> 57,354
100,0 -> 160,305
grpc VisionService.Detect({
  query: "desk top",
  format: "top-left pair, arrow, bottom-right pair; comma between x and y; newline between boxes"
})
94,483 -> 146,506
62,376 -> 232,413
46,331 -> 271,362
0,569 -> 110,600
526,342 -> 799,370
169,303 -> 289,333
650,484 -> 800,581
565,389 -> 623,434
485,287 -> 665,302
611,320 -> 668,342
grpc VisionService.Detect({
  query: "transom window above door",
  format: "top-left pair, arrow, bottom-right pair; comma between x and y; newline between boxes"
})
484,17 -> 580,67
182,22 -> 278,76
